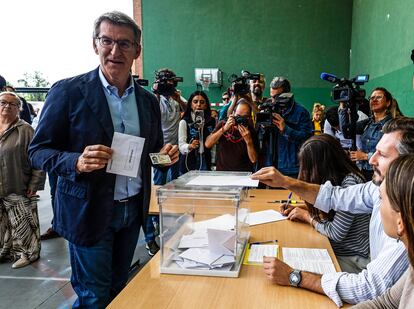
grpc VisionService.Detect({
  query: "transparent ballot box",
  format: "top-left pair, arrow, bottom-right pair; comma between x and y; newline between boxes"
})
158,171 -> 250,277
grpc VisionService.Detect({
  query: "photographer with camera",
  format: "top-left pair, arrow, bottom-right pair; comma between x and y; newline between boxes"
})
257,76 -> 312,178
178,90 -> 216,173
340,87 -> 395,181
144,68 -> 186,256
151,68 -> 186,184
205,99 -> 259,172
226,71 -> 264,119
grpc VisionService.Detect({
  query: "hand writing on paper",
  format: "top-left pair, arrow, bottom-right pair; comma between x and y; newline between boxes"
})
279,203 -> 295,216
287,207 -> 312,224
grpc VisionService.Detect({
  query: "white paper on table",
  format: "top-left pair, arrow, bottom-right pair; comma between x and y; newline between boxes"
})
207,229 -> 236,255
178,230 -> 209,249
179,248 -> 222,266
186,175 -> 259,187
106,132 -> 145,177
191,214 -> 236,231
282,248 -> 336,275
248,244 -> 278,263
247,209 -> 287,226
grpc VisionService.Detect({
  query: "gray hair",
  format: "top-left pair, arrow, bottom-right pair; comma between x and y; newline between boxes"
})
0,91 -> 22,109
93,11 -> 141,44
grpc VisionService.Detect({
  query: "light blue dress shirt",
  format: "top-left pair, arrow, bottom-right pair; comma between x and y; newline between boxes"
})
314,180 -> 408,307
99,69 -> 142,200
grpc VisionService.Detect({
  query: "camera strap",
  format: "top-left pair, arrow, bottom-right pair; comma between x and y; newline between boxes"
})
222,126 -> 244,143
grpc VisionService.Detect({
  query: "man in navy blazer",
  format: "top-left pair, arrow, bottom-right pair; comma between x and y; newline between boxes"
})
29,11 -> 178,308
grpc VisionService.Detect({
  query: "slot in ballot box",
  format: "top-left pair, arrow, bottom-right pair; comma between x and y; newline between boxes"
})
157,171 -> 250,277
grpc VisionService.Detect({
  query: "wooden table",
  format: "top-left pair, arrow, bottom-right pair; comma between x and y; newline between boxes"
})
109,188 -> 345,308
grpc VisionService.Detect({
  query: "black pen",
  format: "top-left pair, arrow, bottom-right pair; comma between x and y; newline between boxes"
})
267,199 -> 297,204
250,240 -> 278,246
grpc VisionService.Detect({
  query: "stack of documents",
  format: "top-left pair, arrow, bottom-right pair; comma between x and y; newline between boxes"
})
282,248 -> 336,274
243,243 -> 279,265
172,228 -> 236,271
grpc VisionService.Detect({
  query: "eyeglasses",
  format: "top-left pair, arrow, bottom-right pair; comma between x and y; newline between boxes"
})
222,97 -> 229,101
95,36 -> 137,51
369,95 -> 384,101
0,100 -> 19,108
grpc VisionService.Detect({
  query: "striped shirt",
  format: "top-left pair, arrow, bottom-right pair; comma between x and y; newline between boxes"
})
314,181 -> 408,307
314,174 -> 370,258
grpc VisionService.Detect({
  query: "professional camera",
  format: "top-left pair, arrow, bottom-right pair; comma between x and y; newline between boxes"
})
154,70 -> 184,96
234,115 -> 249,127
320,72 -> 369,150
320,72 -> 369,107
229,70 -> 261,95
256,93 -> 294,127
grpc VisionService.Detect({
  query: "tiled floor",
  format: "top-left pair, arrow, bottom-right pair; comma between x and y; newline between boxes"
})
0,178 -> 154,309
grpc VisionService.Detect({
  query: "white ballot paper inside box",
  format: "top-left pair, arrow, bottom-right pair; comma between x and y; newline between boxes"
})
106,132 -> 145,178
207,229 -> 236,255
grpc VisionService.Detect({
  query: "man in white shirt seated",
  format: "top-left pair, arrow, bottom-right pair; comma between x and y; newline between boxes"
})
252,117 -> 414,307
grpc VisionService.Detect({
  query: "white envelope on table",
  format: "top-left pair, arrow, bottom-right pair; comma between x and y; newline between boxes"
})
207,229 -> 236,256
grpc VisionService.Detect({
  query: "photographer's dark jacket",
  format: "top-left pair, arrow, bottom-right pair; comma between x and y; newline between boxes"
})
261,101 -> 312,176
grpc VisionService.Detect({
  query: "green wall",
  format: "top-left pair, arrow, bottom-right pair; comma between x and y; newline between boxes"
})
350,0 -> 414,116
141,0 -> 353,111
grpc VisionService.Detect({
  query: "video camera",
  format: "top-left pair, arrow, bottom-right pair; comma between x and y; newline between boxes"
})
256,93 -> 294,127
154,70 -> 184,96
320,72 -> 369,150
229,70 -> 261,95
320,72 -> 369,107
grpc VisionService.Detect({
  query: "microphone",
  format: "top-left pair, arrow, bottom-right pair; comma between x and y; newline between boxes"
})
320,72 -> 340,84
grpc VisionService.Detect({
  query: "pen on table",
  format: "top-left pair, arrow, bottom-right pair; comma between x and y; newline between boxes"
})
250,240 -> 278,246
267,199 -> 297,204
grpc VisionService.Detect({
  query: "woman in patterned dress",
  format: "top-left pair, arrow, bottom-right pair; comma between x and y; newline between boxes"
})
0,91 -> 45,269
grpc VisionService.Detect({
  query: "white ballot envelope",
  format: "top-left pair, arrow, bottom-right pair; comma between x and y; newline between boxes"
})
106,132 -> 145,177
207,229 -> 236,256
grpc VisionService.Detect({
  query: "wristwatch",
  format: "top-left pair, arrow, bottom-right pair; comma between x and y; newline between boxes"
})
289,269 -> 302,287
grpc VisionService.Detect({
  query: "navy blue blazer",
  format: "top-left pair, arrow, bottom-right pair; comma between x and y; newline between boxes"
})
28,68 -> 164,246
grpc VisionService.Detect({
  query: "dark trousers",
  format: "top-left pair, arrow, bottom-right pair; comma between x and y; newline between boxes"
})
69,195 -> 142,309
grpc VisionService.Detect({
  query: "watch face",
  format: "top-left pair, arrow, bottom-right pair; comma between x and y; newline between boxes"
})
289,270 -> 301,287
291,274 -> 299,283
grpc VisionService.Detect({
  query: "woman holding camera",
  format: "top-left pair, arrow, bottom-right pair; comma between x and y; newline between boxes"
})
205,99 -> 259,172
353,154 -> 414,308
178,90 -> 215,174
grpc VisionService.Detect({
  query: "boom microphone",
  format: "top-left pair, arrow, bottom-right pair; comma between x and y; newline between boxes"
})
320,72 -> 340,84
